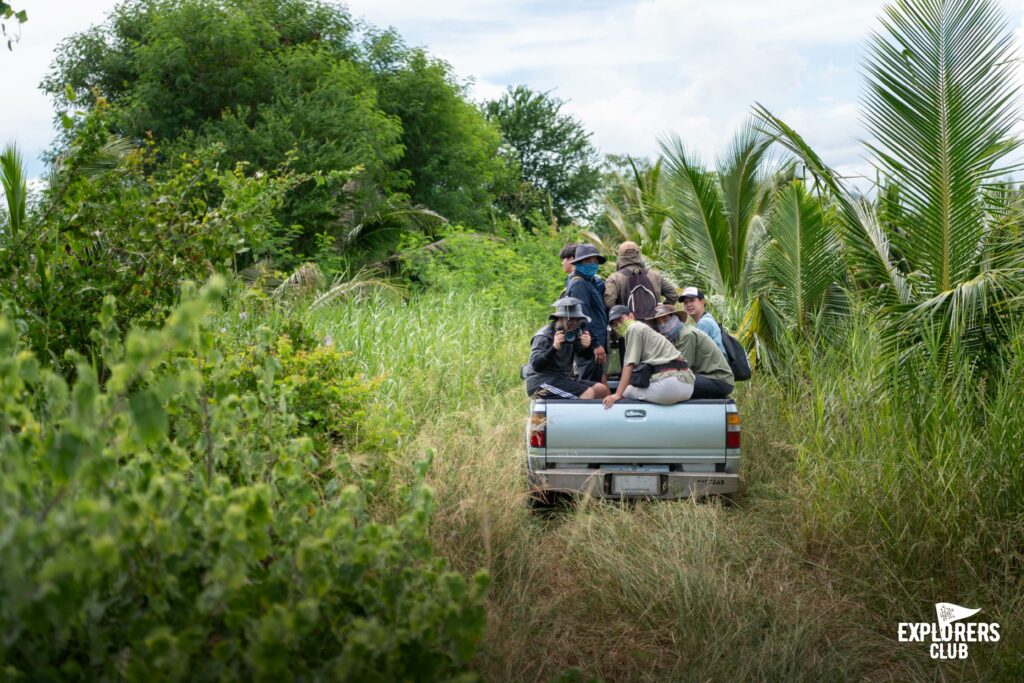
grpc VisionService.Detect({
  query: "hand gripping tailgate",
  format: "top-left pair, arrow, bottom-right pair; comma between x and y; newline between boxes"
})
543,400 -> 727,465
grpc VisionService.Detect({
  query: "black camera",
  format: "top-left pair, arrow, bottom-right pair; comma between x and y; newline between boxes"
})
563,322 -> 588,344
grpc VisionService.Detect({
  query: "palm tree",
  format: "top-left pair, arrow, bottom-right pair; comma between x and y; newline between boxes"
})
658,121 -> 783,301
743,181 -> 849,364
583,156 -> 671,261
756,0 -> 1024,372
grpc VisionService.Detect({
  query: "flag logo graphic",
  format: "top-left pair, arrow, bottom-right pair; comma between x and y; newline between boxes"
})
935,603 -> 981,629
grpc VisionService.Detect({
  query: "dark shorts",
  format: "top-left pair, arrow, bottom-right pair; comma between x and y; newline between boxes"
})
691,374 -> 734,399
530,374 -> 597,399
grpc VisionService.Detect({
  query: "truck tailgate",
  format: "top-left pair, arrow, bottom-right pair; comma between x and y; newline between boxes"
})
543,399 -> 727,465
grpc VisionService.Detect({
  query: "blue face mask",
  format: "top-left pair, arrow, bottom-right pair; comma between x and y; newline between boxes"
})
575,262 -> 600,278
658,315 -> 683,342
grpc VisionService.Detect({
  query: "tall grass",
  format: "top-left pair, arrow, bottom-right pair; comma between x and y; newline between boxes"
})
218,285 -> 1022,680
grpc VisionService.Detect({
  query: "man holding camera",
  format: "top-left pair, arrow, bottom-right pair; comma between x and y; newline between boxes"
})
524,297 -> 610,400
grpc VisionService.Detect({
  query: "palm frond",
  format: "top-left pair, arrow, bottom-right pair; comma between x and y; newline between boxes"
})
659,133 -> 730,293
716,121 -> 776,294
1,142 -> 27,237
753,181 -> 845,329
755,106 -> 912,307
273,262 -> 326,299
309,268 -> 406,310
48,134 -> 134,189
863,0 -> 1022,292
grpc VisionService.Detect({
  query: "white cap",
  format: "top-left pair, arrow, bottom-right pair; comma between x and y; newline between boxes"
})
680,286 -> 703,299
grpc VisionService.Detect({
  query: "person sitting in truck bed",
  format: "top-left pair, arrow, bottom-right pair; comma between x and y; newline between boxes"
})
524,297 -> 611,400
648,304 -> 734,399
603,305 -> 695,409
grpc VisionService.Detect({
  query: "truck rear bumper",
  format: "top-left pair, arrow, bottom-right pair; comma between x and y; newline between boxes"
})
529,468 -> 739,499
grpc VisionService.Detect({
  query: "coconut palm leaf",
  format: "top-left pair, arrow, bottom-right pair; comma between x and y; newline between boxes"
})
273,262 -> 326,299
863,0 -> 1022,292
716,121 -> 776,293
659,134 -> 730,294
745,181 -> 848,357
756,182 -> 845,325
1,142 -> 27,238
309,267 -> 406,310
756,0 -> 1024,373
660,122 -> 781,298
755,108 -> 914,310
586,156 -> 672,261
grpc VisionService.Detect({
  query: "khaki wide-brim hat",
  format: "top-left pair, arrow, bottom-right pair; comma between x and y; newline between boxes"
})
644,303 -> 688,323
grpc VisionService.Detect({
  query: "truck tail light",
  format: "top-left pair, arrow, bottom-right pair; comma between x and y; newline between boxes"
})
726,410 -> 741,449
529,412 -> 546,448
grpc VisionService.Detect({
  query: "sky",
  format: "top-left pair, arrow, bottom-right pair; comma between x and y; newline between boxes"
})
4,0 -> 1024,181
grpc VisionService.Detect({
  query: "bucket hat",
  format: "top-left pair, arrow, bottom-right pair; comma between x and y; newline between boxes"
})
549,296 -> 591,321
644,303 -> 687,322
571,243 -> 607,264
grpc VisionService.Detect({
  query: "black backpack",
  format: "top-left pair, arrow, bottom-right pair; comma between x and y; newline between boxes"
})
717,322 -> 752,381
625,268 -> 658,320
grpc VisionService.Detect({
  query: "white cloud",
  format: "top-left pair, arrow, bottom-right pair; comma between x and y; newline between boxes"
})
5,0 -> 1024,180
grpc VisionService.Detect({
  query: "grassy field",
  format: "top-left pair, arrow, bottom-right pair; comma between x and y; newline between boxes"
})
302,290 -> 1023,682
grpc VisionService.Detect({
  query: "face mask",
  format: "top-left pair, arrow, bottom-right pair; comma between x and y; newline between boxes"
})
658,316 -> 683,341
612,318 -> 634,338
575,262 -> 600,278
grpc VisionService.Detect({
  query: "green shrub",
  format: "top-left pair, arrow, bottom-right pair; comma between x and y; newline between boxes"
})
0,106 -> 300,371
220,333 -> 402,455
398,226 -> 574,317
0,278 -> 487,681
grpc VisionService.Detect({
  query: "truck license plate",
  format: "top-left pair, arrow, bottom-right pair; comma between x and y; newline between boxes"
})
611,474 -> 660,496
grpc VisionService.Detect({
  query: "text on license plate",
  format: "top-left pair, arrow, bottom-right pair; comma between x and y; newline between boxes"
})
611,474 -> 661,495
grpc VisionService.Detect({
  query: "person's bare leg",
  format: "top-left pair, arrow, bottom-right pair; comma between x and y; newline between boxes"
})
580,383 -> 610,400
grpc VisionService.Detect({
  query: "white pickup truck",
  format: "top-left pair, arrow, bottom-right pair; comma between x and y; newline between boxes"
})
525,394 -> 741,500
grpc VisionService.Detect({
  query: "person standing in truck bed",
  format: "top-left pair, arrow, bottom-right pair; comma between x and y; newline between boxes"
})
564,243 -> 609,383
603,241 -> 679,313
524,298 -> 610,400
602,305 -> 695,408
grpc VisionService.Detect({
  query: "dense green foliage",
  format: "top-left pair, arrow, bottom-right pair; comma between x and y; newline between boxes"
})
2,105 -> 294,368
43,0 -> 526,262
0,281 -> 487,680
484,86 -> 603,225
3,0 -> 1024,678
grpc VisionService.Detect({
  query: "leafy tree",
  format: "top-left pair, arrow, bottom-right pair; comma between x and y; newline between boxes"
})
365,30 -> 510,228
44,0 -> 356,141
42,1 -> 410,259
485,85 -> 603,225
757,0 -> 1024,373
1,107 -> 297,368
176,43 -> 406,254
45,1 -> 511,256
